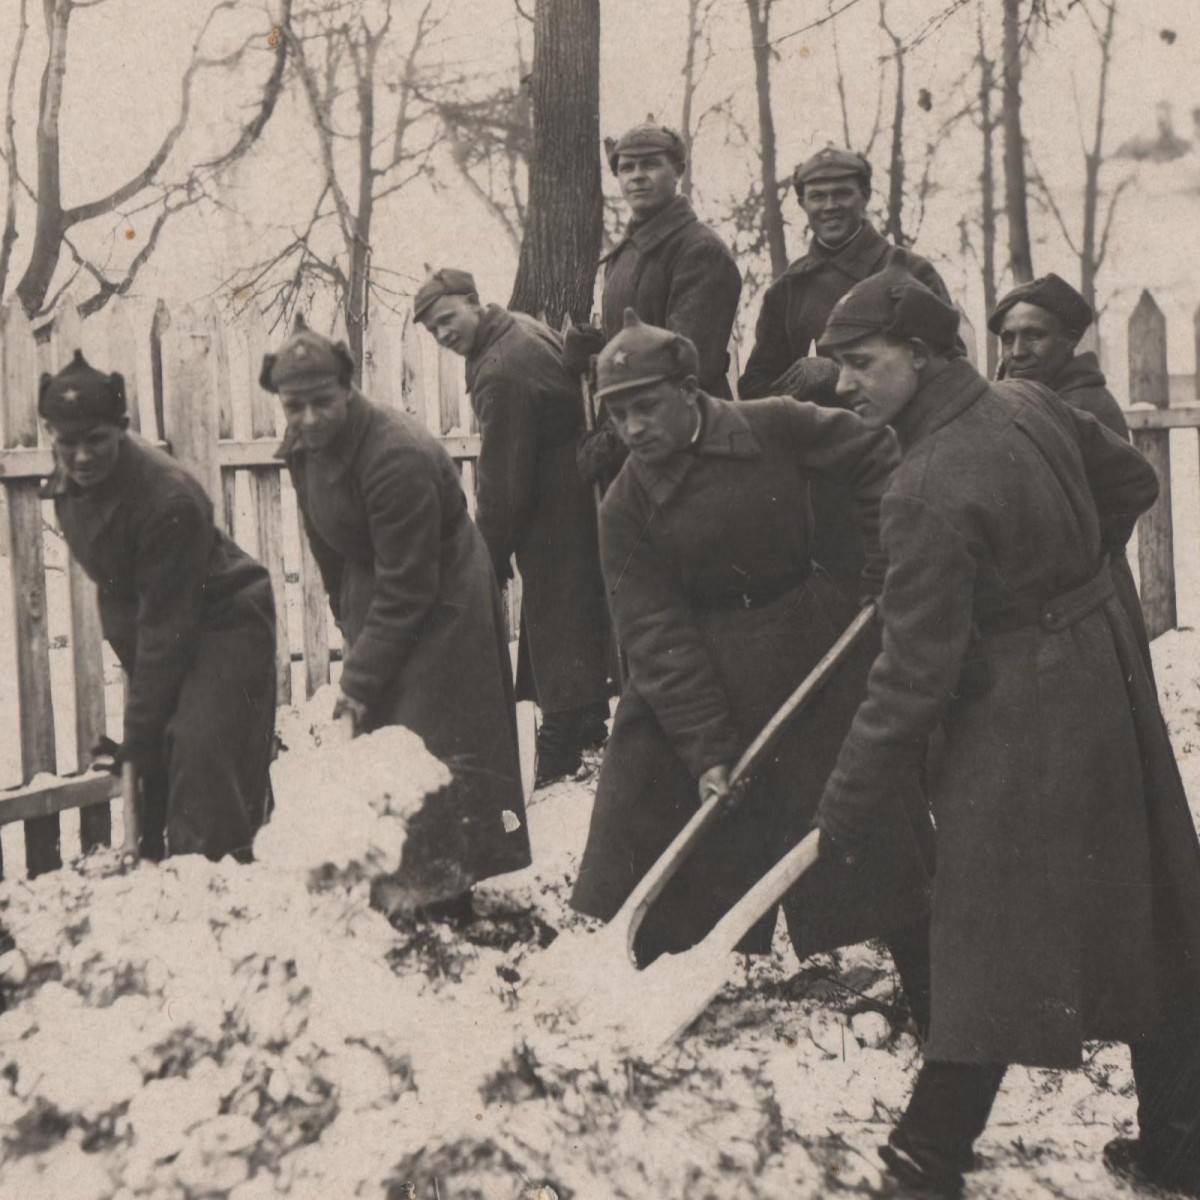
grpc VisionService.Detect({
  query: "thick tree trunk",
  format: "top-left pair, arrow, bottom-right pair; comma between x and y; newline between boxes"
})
879,1 -> 906,245
508,0 -> 602,327
679,0 -> 702,202
1079,0 -> 1117,315
346,42 -> 377,379
746,0 -> 788,279
1001,0 -> 1033,283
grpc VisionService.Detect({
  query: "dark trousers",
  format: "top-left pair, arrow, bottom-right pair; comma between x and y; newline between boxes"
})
881,915 -> 933,1040
894,1018 -> 1200,1181
137,625 -> 276,863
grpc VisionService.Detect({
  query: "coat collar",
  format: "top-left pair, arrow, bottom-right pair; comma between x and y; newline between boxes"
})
40,433 -> 134,530
1049,350 -> 1106,394
629,392 -> 762,507
464,304 -> 515,393
890,358 -> 990,452
275,387 -> 373,479
784,221 -> 889,282
601,195 -> 699,265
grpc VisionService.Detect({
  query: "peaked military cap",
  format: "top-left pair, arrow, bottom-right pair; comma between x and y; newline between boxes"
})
413,267 -> 479,321
605,117 -> 687,174
38,350 -> 127,426
792,146 -> 872,196
818,248 -> 960,352
594,309 -> 700,400
987,273 -> 1093,339
259,329 -> 355,394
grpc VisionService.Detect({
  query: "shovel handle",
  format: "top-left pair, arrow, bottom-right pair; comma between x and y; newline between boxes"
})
120,761 -> 139,860
618,603 -> 877,961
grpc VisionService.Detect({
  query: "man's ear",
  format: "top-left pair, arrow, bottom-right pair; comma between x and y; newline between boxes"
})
908,338 -> 931,372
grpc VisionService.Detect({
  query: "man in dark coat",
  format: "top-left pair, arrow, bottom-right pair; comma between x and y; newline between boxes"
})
40,352 -> 276,862
813,255 -> 1200,1198
570,310 -> 934,1031
264,330 -> 530,906
414,269 -> 611,788
989,273 -> 1153,666
567,121 -> 742,485
738,147 -> 957,597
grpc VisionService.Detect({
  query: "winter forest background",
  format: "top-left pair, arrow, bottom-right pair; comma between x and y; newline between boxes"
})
0,0 -> 1197,384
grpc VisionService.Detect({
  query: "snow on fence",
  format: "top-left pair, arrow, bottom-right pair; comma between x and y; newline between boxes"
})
0,295 -> 511,880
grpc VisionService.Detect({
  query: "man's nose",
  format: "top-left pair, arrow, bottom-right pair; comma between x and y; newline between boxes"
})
835,369 -> 856,398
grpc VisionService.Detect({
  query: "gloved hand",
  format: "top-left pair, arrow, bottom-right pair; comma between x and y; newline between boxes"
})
698,763 -> 731,805
90,735 -> 126,775
562,323 -> 606,377
771,356 -> 841,403
332,690 -> 370,739
576,427 -> 627,484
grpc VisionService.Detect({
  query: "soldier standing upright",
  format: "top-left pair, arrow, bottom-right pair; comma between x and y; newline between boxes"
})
568,120 -> 742,484
739,147 -> 957,596
414,269 -> 611,788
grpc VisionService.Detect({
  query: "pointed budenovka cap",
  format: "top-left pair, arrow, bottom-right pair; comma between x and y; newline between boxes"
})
818,248 -> 960,352
987,273 -> 1093,339
605,116 -> 687,174
38,349 -> 127,426
258,328 -> 355,394
594,308 -> 700,400
413,267 -> 478,321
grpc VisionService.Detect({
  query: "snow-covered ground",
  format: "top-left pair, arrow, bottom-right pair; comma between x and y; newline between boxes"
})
0,626 -> 1199,1198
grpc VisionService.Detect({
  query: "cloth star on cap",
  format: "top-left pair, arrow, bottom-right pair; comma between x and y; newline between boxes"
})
413,268 -> 478,321
38,350 -> 127,427
594,308 -> 699,400
817,248 -> 961,353
987,274 -> 1093,340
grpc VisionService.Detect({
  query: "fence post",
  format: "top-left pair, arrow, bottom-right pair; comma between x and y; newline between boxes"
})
108,303 -> 142,434
1129,290 -> 1175,639
243,304 -> 293,705
400,314 -> 427,422
437,343 -> 460,435
365,318 -> 397,409
2,304 -> 61,876
160,303 -> 221,502
206,304 -> 238,536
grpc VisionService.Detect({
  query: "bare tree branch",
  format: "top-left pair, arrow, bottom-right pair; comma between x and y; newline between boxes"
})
1095,173 -> 1131,272
0,0 -> 30,299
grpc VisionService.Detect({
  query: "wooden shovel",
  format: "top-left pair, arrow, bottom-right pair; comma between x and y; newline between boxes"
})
527,604 -> 876,1038
120,761 -> 139,862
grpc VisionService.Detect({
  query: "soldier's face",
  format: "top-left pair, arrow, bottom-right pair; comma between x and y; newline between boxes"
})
45,417 -> 127,489
998,303 -> 1077,384
606,378 -> 699,464
280,381 -> 352,450
617,153 -> 681,218
421,295 -> 482,356
800,178 -> 868,246
832,335 -> 921,428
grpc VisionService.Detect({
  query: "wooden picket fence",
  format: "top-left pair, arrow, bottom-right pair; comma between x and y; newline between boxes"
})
0,294 -> 498,880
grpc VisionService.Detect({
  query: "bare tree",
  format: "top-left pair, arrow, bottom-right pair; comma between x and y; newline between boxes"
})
1001,0 -> 1034,282
878,0 -> 907,244
828,0 -> 885,157
508,0 -> 602,326
745,0 -> 788,278
1027,0 -> 1128,314
3,0 -> 289,319
229,0 -> 442,369
976,8 -> 1000,374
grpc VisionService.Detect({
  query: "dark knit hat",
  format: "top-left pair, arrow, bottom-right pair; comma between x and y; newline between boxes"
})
605,120 -> 687,174
38,350 -> 127,426
413,267 -> 479,321
258,329 -> 355,394
987,274 -> 1093,339
818,249 -> 961,353
792,146 -> 872,198
594,309 -> 699,399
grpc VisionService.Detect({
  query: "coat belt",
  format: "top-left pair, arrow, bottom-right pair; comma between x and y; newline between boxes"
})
691,564 -> 813,612
978,558 -> 1115,637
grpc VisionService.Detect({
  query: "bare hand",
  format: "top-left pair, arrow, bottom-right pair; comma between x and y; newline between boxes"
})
698,763 -> 732,805
332,691 -> 369,739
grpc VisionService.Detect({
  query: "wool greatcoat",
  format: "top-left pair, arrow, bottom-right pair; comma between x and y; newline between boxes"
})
571,394 -> 934,964
1046,350 -> 1154,667
45,434 -> 276,861
816,359 -> 1200,1070
463,305 -> 610,714
601,195 -> 742,399
279,390 -> 531,885
738,223 -> 956,598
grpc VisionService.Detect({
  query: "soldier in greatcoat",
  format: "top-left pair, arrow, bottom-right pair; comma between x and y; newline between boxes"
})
570,310 -> 935,1032
738,147 -> 957,598
813,255 -> 1200,1198
263,330 -> 530,910
567,121 -> 742,485
989,272 -> 1152,666
39,352 -> 276,862
414,269 -> 611,787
